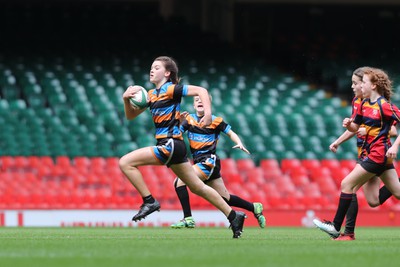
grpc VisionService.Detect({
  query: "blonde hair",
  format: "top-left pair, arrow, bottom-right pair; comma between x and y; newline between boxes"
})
193,93 -> 212,104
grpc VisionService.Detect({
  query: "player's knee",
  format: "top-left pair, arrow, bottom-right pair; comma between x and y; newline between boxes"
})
340,180 -> 353,192
367,200 -> 380,208
118,156 -> 134,171
188,185 -> 202,196
189,182 -> 208,196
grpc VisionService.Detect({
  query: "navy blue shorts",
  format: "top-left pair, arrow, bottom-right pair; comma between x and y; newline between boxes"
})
152,138 -> 188,167
193,154 -> 221,182
359,157 -> 394,176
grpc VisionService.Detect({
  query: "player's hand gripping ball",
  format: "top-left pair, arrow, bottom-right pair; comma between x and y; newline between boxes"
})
129,86 -> 149,109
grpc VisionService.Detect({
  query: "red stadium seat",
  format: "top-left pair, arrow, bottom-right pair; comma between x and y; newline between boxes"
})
309,167 -> 331,182
74,156 -> 91,174
301,182 -> 321,197
37,165 -> 52,178
0,156 -> 15,171
222,172 -> 243,183
275,176 -> 296,194
105,157 -> 120,170
263,167 -> 282,181
289,165 -> 308,176
91,157 -> 106,171
318,180 -> 338,195
267,196 -> 289,209
321,159 -> 341,170
281,158 -> 302,174
56,156 -> 71,168
236,158 -> 255,174
301,159 -> 321,171
330,168 -> 350,187
260,159 -> 280,170
246,168 -> 264,185
40,156 -> 55,168
301,196 -> 322,210
14,156 -> 29,169
27,156 -> 41,169
340,159 -> 357,170
262,183 -> 279,195
220,158 -> 238,174
290,173 -> 310,187
317,196 -> 337,209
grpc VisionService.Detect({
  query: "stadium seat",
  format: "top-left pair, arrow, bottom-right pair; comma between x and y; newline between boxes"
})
236,158 -> 255,173
246,168 -> 264,185
301,159 -> 321,171
105,157 -> 120,170
340,159 -> 357,170
330,168 -> 350,187
301,182 -> 322,197
260,158 -> 280,170
91,157 -> 107,172
74,156 -> 91,173
280,158 -> 301,172
320,159 -> 341,169
56,156 -> 72,168
222,172 -> 243,183
275,175 -> 296,195
26,156 -> 41,169
13,156 -> 29,169
220,158 -> 238,174
262,167 -> 282,181
0,156 -> 15,171
290,173 -> 310,187
281,158 -> 307,177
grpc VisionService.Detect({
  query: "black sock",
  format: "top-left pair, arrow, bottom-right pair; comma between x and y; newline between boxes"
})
227,210 -> 237,222
344,194 -> 358,234
143,195 -> 155,204
225,195 -> 254,213
333,192 -> 353,231
378,179 -> 399,204
175,185 -> 192,218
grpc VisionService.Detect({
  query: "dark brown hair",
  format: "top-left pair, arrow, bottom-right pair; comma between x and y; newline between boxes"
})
154,56 -> 181,84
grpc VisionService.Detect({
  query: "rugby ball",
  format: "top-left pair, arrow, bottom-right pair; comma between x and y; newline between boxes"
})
129,86 -> 149,109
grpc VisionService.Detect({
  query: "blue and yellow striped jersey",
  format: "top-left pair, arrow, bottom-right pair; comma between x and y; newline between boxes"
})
180,113 -> 231,158
148,82 -> 188,140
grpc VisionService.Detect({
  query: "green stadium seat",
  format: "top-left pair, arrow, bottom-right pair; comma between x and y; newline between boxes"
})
230,148 -> 252,160
257,150 -> 276,160
275,150 -> 297,161
1,82 -> 20,101
244,134 -> 265,154
8,99 -> 26,111
26,93 -> 46,108
136,135 -> 155,147
115,142 -> 138,157
301,151 -> 318,159
48,92 -> 68,107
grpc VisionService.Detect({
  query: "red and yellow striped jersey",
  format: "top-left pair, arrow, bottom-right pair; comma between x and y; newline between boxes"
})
353,96 -> 400,164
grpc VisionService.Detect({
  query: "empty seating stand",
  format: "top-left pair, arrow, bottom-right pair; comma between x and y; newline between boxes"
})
0,156 -> 398,210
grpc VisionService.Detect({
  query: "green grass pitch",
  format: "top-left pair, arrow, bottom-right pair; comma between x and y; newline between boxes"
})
1,227 -> 399,267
